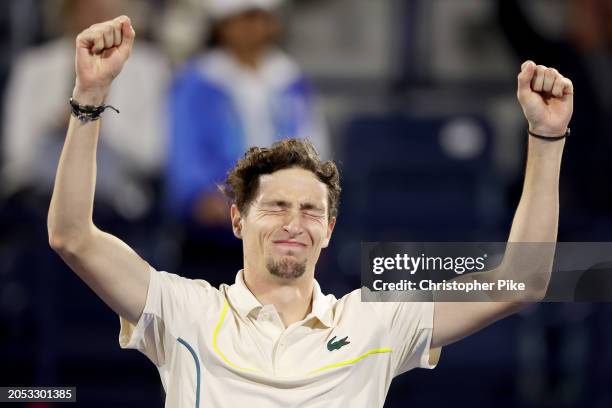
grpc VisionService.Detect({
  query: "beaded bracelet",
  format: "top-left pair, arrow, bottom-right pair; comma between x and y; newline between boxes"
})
69,97 -> 120,123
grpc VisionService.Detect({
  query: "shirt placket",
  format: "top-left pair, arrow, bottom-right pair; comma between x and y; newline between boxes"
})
256,305 -> 283,374
274,322 -> 316,377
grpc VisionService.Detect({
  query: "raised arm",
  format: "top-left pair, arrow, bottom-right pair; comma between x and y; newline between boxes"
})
431,61 -> 574,348
47,16 -> 149,325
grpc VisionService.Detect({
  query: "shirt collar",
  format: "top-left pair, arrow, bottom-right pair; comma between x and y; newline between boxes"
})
310,279 -> 334,327
227,270 -> 333,328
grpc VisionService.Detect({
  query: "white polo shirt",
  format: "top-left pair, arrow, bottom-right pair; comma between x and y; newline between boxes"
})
119,267 -> 440,407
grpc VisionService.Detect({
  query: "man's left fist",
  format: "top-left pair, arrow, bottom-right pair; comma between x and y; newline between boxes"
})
517,60 -> 574,137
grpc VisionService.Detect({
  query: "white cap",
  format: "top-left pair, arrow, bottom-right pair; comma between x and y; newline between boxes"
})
205,0 -> 282,20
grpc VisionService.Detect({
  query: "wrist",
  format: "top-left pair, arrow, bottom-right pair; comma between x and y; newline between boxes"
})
528,124 -> 569,138
528,133 -> 566,157
72,84 -> 109,106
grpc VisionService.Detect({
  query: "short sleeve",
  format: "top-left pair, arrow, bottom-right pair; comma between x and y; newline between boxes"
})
118,266 -> 217,367
372,301 -> 440,377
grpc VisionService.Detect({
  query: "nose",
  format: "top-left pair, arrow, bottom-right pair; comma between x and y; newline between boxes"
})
282,210 -> 304,236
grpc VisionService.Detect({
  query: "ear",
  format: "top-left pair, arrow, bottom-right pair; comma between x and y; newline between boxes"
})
321,216 -> 336,248
230,204 -> 243,239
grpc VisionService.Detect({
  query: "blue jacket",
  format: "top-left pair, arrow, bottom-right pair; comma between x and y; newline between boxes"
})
166,49 -> 328,220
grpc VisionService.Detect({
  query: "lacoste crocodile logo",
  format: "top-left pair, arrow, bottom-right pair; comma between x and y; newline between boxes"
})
327,335 -> 350,351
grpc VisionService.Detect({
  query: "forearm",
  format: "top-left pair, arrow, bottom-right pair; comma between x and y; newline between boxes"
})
510,136 -> 564,241
47,89 -> 106,246
449,137 -> 564,296
497,136 -> 565,299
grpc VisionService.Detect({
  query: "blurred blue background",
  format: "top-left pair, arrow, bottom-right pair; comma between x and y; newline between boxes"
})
1,0 -> 612,406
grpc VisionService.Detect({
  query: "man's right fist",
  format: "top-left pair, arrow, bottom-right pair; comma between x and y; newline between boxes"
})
73,16 -> 135,105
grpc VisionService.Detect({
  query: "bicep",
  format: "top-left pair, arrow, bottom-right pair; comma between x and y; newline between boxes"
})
431,301 -> 524,349
56,227 -> 150,324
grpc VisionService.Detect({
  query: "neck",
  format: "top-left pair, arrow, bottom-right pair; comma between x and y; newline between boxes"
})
227,46 -> 264,70
243,265 -> 314,328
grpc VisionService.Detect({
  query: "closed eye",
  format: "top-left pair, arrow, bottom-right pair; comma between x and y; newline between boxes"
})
259,200 -> 289,212
258,200 -> 325,218
301,203 -> 325,217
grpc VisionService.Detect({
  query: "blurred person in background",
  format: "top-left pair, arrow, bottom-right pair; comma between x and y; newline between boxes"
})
0,1 -> 169,392
166,0 -> 330,284
497,0 -> 612,235
1,0 -> 169,222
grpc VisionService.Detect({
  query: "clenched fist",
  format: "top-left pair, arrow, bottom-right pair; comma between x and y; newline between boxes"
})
517,61 -> 574,138
73,16 -> 135,105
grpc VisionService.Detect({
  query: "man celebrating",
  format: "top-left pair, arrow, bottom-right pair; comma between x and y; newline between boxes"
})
48,17 -> 573,407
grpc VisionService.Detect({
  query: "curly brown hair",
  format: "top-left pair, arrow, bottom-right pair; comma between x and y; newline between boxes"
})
221,139 -> 340,219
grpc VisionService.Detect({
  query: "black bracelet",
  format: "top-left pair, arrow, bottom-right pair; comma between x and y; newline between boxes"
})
69,97 -> 120,123
528,128 -> 570,141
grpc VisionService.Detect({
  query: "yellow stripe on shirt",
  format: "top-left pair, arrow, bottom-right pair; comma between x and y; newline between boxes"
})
307,348 -> 393,375
214,298 -> 392,377
212,299 -> 259,373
